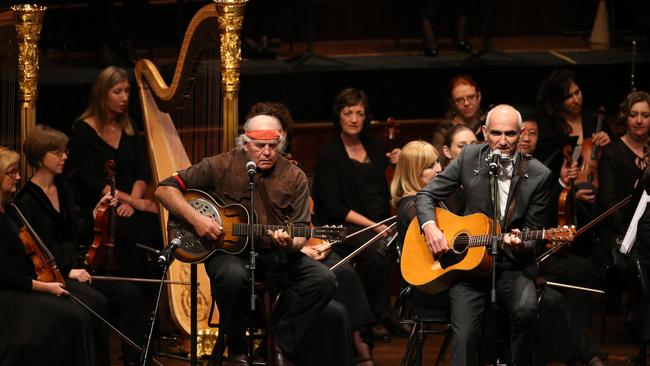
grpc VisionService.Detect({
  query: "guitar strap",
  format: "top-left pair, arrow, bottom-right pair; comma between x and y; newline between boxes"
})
503,154 -> 530,229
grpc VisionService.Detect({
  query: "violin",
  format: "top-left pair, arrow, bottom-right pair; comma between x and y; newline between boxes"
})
575,107 -> 605,193
11,202 -> 65,284
557,145 -> 577,228
85,160 -> 117,272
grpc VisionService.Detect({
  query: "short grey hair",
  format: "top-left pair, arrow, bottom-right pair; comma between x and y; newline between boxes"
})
485,105 -> 523,129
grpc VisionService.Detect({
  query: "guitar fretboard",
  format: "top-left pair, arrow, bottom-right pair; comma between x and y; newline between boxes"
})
232,223 -> 313,238
466,230 -> 546,247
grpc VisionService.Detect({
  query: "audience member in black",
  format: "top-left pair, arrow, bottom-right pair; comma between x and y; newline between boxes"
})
0,147 -> 111,366
66,66 -> 161,279
312,87 -> 401,341
15,125 -> 146,366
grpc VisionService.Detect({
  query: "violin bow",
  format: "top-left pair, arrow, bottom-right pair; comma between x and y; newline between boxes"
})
537,194 -> 632,262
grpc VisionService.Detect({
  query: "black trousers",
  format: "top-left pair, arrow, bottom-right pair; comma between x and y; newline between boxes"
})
539,253 -> 597,328
334,224 -> 392,321
536,287 -> 599,364
448,270 -> 538,366
92,279 -> 146,363
205,250 -> 337,356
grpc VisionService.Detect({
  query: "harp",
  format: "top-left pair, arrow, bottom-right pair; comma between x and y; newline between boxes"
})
0,5 -> 45,177
134,1 -> 247,348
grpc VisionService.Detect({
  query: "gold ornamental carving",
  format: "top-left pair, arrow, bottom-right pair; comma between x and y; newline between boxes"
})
12,4 -> 45,109
214,0 -> 247,152
12,4 -> 45,179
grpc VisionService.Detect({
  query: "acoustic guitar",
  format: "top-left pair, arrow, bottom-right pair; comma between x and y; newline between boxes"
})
168,189 -> 347,263
401,208 -> 575,294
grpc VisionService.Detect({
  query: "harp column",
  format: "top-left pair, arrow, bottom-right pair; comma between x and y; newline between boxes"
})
215,0 -> 247,153
12,4 -> 45,177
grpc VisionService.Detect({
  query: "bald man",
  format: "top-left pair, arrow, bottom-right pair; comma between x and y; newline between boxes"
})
415,105 -> 553,365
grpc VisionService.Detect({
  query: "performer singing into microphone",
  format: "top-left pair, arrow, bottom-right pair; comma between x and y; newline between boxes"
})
155,111 -> 354,366
415,104 -> 553,365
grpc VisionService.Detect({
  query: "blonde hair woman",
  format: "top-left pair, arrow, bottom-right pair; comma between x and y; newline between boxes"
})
66,66 -> 161,278
390,140 -> 441,251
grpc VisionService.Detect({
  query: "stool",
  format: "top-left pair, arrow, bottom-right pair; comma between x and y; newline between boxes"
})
398,286 -> 451,366
208,278 -> 284,366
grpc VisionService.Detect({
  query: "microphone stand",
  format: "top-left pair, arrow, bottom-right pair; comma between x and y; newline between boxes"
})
141,240 -> 178,366
489,157 -> 500,365
247,173 -> 257,365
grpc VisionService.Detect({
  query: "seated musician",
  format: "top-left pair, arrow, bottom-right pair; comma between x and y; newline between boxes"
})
535,69 -> 611,257
432,75 -> 485,152
415,104 -> 553,365
155,113 -> 354,366
0,146 -> 110,366
14,124 -> 146,366
66,66 -> 160,278
312,87 -> 401,341
515,109 -> 605,366
247,101 -> 375,364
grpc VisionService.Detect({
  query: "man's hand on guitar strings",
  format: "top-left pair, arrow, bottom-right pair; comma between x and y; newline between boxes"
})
422,222 -> 449,256
193,215 -> 223,240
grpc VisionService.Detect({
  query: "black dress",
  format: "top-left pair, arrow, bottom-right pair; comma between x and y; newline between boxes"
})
14,177 -> 146,364
0,210 -> 110,366
312,134 -> 393,320
66,119 -> 161,276
597,138 -> 647,250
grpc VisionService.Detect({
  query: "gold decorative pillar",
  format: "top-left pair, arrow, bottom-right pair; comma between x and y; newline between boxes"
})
12,4 -> 45,177
214,0 -> 247,153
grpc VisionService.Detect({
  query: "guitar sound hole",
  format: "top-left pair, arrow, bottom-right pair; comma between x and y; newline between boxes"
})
452,233 -> 469,254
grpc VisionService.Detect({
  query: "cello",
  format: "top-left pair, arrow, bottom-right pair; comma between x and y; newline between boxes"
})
85,160 -> 118,272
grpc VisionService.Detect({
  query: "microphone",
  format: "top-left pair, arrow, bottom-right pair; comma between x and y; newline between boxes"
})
157,238 -> 181,265
488,149 -> 502,175
246,161 -> 256,179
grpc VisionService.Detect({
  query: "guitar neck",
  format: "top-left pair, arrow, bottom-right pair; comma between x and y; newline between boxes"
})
232,223 -> 313,238
467,230 -> 545,248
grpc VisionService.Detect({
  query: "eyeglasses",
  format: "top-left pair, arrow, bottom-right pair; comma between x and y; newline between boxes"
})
4,169 -> 20,179
48,149 -> 69,158
452,94 -> 478,106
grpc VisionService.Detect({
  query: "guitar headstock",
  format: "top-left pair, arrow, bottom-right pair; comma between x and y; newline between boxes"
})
313,225 -> 347,241
543,225 -> 576,242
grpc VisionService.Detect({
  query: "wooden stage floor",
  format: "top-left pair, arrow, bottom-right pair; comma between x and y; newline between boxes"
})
110,300 -> 647,366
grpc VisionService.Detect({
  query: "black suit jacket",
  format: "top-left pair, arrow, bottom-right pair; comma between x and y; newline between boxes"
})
415,143 -> 553,267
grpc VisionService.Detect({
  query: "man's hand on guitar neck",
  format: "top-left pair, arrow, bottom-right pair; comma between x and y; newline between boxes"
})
501,229 -> 523,248
422,222 -> 449,255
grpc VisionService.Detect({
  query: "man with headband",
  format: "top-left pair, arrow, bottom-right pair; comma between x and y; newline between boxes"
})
156,114 -> 351,365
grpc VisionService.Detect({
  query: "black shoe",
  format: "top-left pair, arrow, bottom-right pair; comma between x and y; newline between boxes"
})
455,40 -> 473,53
371,323 -> 391,342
